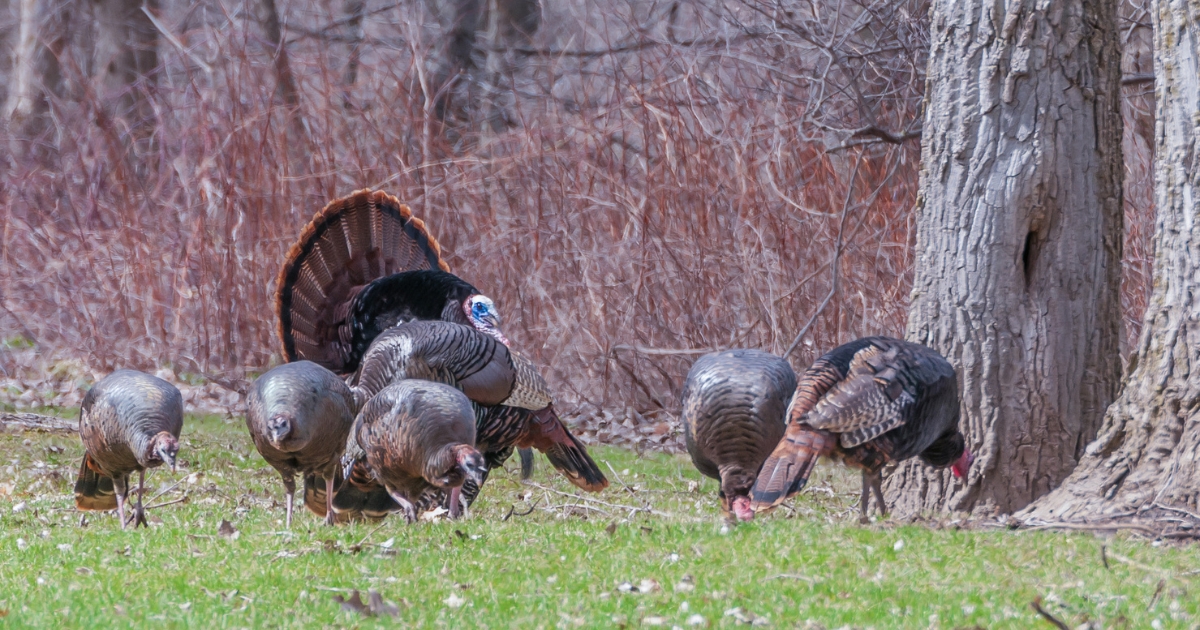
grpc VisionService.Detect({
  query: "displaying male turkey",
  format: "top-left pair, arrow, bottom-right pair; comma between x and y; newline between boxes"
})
336,320 -> 606,518
275,188 -> 508,376
681,349 -> 797,522
274,188 -> 533,475
246,361 -> 356,527
74,370 -> 183,529
750,337 -> 973,522
342,380 -> 487,523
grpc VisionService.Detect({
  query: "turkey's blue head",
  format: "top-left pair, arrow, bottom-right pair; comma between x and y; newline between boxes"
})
464,294 -> 510,347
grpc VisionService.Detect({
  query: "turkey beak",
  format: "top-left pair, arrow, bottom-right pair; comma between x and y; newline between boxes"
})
731,496 -> 755,522
267,415 -> 292,447
465,460 -> 486,488
158,445 -> 177,473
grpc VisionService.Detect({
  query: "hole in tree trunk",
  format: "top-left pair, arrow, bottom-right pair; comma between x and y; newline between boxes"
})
1022,230 -> 1039,286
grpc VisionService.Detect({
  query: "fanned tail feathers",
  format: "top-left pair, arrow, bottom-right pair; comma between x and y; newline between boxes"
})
750,426 -> 837,512
74,454 -> 117,511
275,189 -> 450,371
302,473 -> 355,523
330,460 -> 396,521
521,407 -> 607,492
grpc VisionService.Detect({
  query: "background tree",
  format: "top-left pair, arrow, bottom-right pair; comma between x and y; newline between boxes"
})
1021,0 -> 1200,525
888,0 -> 1125,515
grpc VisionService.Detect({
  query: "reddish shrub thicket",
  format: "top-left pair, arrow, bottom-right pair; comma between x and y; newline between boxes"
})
0,0 -> 1153,428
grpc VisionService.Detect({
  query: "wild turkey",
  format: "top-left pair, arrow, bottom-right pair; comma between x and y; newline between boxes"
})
681,349 -> 797,522
335,320 -> 606,518
246,361 -> 356,527
341,380 -> 487,522
275,188 -> 507,376
354,321 -> 605,487
274,188 -> 533,473
74,370 -> 183,529
750,337 -> 973,521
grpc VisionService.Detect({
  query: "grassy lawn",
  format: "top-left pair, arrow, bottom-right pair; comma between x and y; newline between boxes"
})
0,413 -> 1196,629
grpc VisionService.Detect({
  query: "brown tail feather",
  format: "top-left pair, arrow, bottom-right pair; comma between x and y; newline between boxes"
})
750,426 -> 837,512
330,460 -> 396,520
74,454 -> 117,511
303,473 -> 356,523
520,407 -> 608,492
276,189 -> 450,370
518,447 -> 534,480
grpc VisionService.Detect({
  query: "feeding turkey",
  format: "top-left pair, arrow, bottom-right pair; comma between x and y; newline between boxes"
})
336,320 -> 607,518
681,349 -> 797,522
246,361 -> 357,527
73,370 -> 184,529
751,337 -> 972,522
336,380 -> 487,523
275,188 -> 533,476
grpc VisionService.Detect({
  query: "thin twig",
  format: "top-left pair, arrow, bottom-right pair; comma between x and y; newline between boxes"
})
785,156 -> 861,359
610,345 -> 714,356
142,7 -> 213,75
502,498 -> 539,521
1030,597 -> 1070,630
144,496 -> 188,511
353,522 -> 388,549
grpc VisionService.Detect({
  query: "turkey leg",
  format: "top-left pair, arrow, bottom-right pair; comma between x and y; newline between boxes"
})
131,470 -> 148,529
282,474 -> 296,529
324,476 -> 338,526
859,470 -> 888,523
113,475 -> 130,530
386,489 -> 417,524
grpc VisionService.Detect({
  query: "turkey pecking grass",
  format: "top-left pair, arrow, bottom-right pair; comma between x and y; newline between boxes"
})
340,380 -> 486,523
73,370 -> 184,530
245,361 -> 357,527
680,349 -> 796,524
751,337 -> 971,522
346,320 -> 607,511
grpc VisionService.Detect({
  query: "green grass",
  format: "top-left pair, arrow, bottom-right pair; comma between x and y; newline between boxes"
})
0,414 -> 1197,629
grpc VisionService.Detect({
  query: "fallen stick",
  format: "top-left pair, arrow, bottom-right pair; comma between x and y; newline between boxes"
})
1030,597 -> 1070,630
1,412 -> 77,433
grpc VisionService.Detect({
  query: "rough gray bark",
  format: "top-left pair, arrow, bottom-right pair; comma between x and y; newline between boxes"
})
3,0 -> 39,118
93,0 -> 159,131
888,0 -> 1125,516
429,0 -> 539,132
1021,0 -> 1200,523
4,0 -> 70,123
260,0 -> 299,110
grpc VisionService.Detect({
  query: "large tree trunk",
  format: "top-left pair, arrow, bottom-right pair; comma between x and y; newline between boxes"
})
428,0 -> 539,133
1021,0 -> 1200,524
93,0 -> 159,136
887,0 -> 1125,515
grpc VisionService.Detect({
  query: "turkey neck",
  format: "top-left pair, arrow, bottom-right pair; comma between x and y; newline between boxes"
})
102,375 -> 183,468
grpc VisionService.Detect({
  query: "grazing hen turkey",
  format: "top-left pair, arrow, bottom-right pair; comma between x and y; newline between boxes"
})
343,380 -> 487,522
334,321 -> 606,519
246,361 -> 356,527
751,337 -> 972,521
275,188 -> 534,475
74,370 -> 183,529
681,349 -> 797,522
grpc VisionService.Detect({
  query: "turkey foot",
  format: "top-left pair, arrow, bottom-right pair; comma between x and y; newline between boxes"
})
131,470 -> 149,529
858,469 -> 888,524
